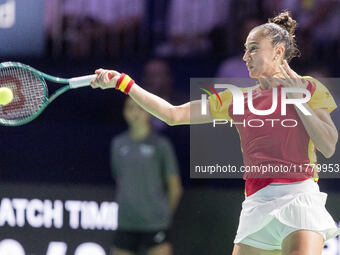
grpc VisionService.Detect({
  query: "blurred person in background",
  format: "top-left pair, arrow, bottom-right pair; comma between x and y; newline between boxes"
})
142,59 -> 174,131
110,97 -> 182,255
141,58 -> 187,131
46,0 -> 145,57
92,11 -> 339,255
142,59 -> 173,102
61,0 -> 96,57
156,0 -> 231,56
85,0 -> 145,56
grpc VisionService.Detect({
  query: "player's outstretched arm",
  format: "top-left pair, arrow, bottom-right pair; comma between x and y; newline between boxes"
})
91,68 -> 213,125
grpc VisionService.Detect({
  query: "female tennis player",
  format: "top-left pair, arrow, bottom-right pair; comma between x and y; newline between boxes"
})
91,11 -> 339,255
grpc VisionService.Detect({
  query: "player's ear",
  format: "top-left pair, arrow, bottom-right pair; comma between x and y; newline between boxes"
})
274,43 -> 285,61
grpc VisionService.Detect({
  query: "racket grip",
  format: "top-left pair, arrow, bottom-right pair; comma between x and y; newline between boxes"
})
69,74 -> 97,89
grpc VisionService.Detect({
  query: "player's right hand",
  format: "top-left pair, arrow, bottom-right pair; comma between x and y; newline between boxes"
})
90,68 -> 120,90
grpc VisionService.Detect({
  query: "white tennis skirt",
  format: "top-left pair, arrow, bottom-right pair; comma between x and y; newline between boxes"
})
234,178 -> 340,244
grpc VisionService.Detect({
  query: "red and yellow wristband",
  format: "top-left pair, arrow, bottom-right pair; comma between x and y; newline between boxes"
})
115,73 -> 135,94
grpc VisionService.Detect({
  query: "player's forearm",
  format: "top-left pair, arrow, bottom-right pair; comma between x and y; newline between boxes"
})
90,69 -> 191,125
296,105 -> 338,158
168,186 -> 182,215
129,83 -> 187,125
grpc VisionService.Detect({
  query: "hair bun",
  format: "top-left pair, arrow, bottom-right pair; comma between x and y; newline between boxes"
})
269,11 -> 296,37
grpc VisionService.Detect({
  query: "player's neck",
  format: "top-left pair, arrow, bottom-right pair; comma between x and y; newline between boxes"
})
129,124 -> 150,141
258,76 -> 283,90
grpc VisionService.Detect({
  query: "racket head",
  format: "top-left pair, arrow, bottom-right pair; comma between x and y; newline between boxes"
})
0,62 -> 48,126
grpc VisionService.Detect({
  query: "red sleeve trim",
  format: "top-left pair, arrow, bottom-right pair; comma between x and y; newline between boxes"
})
306,80 -> 316,97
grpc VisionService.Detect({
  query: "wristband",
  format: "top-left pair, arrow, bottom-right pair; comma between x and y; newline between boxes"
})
115,73 -> 135,94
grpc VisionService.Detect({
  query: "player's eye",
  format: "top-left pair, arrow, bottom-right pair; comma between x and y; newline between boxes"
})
244,46 -> 257,52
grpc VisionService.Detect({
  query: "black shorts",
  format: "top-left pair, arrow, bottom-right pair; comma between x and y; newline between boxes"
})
113,229 -> 170,253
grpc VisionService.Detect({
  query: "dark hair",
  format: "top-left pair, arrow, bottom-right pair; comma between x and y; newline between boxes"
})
258,11 -> 300,61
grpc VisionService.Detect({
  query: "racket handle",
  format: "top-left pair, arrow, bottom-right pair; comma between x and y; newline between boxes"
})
69,73 -> 113,89
69,74 -> 97,89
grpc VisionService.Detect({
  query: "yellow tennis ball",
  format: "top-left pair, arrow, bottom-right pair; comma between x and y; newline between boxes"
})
0,87 -> 14,106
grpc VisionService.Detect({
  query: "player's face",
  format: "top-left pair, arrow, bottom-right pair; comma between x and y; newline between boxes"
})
123,98 -> 150,127
243,29 -> 278,78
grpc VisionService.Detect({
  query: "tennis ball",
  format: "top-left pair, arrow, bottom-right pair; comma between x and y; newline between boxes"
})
0,87 -> 14,106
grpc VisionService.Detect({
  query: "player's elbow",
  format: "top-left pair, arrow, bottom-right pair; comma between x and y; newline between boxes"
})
166,118 -> 176,126
323,149 -> 335,159
326,131 -> 338,158
322,143 -> 336,158
165,116 -> 176,126
166,105 -> 185,126
320,128 -> 338,158
160,106 -> 175,126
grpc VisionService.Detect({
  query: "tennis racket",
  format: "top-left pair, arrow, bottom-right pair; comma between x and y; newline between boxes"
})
0,61 -> 102,126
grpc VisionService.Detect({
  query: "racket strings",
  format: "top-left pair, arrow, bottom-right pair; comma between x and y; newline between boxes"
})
0,67 -> 47,121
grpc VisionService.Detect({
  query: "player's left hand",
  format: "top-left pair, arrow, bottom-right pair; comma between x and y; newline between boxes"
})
276,60 -> 308,99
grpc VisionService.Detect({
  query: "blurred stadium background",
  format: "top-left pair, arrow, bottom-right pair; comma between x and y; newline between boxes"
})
0,0 -> 339,254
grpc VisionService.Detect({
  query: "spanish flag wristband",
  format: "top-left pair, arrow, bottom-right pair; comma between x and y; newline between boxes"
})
115,73 -> 135,94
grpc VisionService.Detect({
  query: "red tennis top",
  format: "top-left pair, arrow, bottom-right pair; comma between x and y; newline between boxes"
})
209,77 -> 337,196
